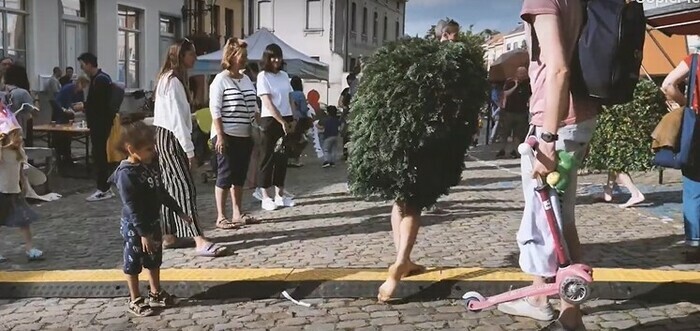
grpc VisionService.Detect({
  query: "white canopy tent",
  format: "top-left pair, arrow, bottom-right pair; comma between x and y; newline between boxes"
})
191,28 -> 329,81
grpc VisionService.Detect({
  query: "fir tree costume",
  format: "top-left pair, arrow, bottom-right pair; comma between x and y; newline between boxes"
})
348,37 -> 488,210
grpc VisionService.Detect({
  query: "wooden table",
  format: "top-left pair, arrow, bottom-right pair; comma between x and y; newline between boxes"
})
32,124 -> 91,174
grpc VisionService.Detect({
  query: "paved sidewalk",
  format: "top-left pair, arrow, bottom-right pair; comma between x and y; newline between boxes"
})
1,297 -> 698,330
1,144 -> 697,330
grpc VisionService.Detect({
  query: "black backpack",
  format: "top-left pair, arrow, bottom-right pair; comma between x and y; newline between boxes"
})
571,0 -> 646,105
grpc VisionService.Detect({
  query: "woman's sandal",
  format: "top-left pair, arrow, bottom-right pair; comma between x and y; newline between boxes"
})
216,217 -> 240,230
196,243 -> 227,257
128,297 -> 155,317
232,214 -> 261,226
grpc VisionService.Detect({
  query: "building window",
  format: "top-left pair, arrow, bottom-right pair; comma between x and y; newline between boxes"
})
311,56 -> 320,61
258,0 -> 273,30
362,6 -> 367,35
62,0 -> 87,18
0,0 -> 27,64
117,6 -> 141,88
306,0 -> 322,30
396,0 -> 400,10
159,16 -> 179,63
349,57 -> 357,72
196,0 -> 205,33
350,2 -> 356,32
212,5 -> 220,36
372,11 -> 378,40
225,8 -> 234,38
506,43 -> 511,51
383,15 -> 387,41
520,40 -> 526,49
395,21 -> 399,39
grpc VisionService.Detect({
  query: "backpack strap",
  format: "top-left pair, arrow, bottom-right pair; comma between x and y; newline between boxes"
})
687,54 -> 698,109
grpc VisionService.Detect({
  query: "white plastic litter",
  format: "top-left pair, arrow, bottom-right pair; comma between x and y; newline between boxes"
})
282,291 -> 312,308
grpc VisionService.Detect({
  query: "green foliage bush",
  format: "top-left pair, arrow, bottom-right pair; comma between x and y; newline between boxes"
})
347,37 -> 488,209
584,79 -> 667,172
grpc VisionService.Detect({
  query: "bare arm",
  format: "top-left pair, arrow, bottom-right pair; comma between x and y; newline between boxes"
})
260,94 -> 286,125
532,14 -> 569,134
662,61 -> 690,107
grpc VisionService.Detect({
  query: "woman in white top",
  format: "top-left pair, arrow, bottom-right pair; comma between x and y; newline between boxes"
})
209,38 -> 260,228
256,43 -> 296,211
153,39 -> 224,257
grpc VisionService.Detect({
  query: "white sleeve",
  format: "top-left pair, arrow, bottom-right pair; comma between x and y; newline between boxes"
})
166,78 -> 195,158
209,75 -> 223,120
257,72 -> 271,96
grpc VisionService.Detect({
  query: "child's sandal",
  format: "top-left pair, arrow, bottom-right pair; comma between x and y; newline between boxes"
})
26,248 -> 44,261
128,297 -> 155,317
148,290 -> 176,308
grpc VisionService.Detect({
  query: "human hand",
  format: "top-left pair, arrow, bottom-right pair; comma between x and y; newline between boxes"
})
141,236 -> 156,255
180,214 -> 193,224
215,135 -> 226,155
532,142 -> 557,180
72,102 -> 84,112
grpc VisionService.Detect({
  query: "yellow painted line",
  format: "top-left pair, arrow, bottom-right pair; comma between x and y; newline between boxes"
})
0,268 -> 698,283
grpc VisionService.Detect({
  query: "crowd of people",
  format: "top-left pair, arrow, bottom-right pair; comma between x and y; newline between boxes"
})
1,0 -> 699,328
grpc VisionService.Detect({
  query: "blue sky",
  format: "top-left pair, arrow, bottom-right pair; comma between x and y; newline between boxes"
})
404,0 -> 523,37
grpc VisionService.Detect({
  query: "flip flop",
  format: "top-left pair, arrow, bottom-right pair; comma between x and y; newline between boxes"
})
216,218 -> 240,230
196,243 -> 226,257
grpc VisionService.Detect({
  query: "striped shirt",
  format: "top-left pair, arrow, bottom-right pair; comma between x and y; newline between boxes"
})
209,71 -> 257,138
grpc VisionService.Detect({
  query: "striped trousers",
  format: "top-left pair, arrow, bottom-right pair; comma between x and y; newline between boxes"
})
156,127 -> 203,238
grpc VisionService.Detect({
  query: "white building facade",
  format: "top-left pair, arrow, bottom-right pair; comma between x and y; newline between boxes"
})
9,0 -> 184,93
251,0 -> 406,105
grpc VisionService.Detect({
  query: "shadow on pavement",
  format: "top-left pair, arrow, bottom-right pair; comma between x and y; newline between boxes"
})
214,211 -> 489,252
503,234 -> 693,270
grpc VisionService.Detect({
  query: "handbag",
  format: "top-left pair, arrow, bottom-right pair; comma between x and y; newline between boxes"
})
653,54 -> 699,169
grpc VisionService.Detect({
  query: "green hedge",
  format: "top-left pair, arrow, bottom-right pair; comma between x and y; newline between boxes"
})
584,79 -> 667,172
347,37 -> 488,209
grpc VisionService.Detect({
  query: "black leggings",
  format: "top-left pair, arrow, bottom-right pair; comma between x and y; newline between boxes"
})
256,116 -> 293,189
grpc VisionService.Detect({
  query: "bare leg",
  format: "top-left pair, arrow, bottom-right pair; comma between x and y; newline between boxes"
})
603,171 -> 615,202
146,268 -> 161,295
19,227 -> 32,251
617,172 -> 645,208
378,202 -> 421,302
126,275 -> 140,300
391,204 -> 424,276
231,186 -> 244,221
215,187 -> 228,221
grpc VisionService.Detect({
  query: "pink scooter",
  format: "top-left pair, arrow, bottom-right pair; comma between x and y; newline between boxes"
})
463,136 -> 593,312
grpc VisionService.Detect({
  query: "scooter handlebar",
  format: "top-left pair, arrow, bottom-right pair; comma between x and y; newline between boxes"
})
518,136 -> 545,187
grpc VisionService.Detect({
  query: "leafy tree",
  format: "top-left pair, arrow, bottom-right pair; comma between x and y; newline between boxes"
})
347,37 -> 488,208
584,79 -> 668,172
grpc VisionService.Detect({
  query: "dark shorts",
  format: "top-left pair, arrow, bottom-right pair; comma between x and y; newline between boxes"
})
213,135 -> 254,189
497,112 -> 529,142
121,220 -> 163,275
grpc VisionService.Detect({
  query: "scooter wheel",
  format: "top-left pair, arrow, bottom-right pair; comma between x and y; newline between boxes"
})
462,291 -> 486,312
560,276 -> 590,305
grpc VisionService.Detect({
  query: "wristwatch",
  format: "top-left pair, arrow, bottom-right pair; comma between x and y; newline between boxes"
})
540,131 -> 559,143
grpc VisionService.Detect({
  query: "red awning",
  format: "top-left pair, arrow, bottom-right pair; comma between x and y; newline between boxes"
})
646,3 -> 700,35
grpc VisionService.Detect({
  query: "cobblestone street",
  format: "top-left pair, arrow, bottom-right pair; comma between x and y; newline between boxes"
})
0,144 -> 698,330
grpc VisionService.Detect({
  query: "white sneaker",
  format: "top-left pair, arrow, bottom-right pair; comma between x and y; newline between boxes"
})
275,196 -> 295,208
86,190 -> 114,202
252,188 -> 263,201
261,198 -> 277,211
497,298 -> 555,321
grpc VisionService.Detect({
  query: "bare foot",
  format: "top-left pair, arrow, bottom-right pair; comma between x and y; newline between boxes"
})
404,261 -> 426,277
603,186 -> 613,202
619,193 -> 645,209
378,263 -> 409,302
